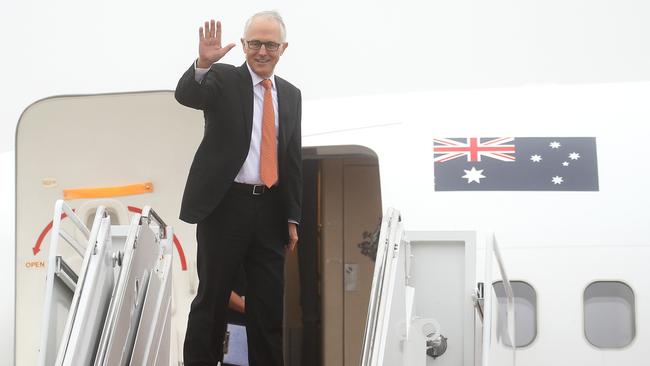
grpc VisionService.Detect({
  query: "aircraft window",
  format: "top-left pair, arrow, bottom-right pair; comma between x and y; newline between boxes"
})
584,281 -> 636,348
492,280 -> 537,348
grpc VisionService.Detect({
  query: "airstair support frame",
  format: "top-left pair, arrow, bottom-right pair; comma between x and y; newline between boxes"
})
38,200 -> 99,366
481,233 -> 516,366
360,208 -> 404,366
38,200 -> 173,366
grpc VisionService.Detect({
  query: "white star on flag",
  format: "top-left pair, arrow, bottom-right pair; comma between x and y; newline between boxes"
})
462,167 -> 486,183
552,176 -> 564,185
569,152 -> 580,160
530,154 -> 542,162
550,141 -> 561,149
562,161 -> 570,167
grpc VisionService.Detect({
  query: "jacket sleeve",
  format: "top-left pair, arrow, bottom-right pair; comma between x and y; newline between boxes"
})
285,89 -> 303,223
174,61 -> 221,110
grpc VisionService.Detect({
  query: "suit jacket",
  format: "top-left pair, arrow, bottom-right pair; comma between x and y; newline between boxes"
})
175,62 -> 302,224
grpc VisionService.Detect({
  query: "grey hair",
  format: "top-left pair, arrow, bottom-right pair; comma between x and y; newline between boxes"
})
243,10 -> 287,42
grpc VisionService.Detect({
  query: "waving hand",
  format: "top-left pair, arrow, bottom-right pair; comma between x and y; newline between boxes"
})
197,19 -> 236,68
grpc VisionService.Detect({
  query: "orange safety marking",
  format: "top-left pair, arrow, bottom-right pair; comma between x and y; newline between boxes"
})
63,182 -> 154,200
25,260 -> 46,269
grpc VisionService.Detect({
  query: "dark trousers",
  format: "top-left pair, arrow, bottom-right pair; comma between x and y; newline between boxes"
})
183,185 -> 287,366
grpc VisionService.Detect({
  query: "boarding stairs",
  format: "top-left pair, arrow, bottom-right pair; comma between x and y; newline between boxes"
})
38,199 -> 173,366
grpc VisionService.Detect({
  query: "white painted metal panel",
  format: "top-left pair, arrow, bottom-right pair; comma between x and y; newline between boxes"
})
38,201 -> 100,366
130,225 -> 173,365
61,216 -> 114,365
406,231 -> 478,366
360,208 -> 406,366
97,215 -> 159,365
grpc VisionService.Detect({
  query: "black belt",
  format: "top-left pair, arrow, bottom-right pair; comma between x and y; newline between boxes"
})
231,182 -> 277,196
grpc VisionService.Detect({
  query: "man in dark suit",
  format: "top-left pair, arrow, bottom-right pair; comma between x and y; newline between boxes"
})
175,11 -> 301,366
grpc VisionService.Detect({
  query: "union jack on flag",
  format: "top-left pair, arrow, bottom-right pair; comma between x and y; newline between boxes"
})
433,137 -> 516,163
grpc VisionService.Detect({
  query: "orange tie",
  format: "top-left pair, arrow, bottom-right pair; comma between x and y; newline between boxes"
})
260,79 -> 278,187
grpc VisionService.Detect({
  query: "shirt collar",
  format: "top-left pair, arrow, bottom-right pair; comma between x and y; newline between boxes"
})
246,62 -> 276,90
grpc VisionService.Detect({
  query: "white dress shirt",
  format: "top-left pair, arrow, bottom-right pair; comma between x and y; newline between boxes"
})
194,62 -> 280,186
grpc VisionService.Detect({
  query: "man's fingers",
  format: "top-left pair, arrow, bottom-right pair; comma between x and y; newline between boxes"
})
288,234 -> 298,251
214,44 -> 235,59
204,21 -> 210,38
210,19 -> 216,39
199,26 -> 204,41
287,223 -> 299,252
223,43 -> 236,53
216,20 -> 222,43
286,239 -> 298,252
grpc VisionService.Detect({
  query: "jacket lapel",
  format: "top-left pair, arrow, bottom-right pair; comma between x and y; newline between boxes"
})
275,76 -> 291,154
238,63 -> 254,141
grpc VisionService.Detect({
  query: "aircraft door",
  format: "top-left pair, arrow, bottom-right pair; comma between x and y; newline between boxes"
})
320,158 -> 382,366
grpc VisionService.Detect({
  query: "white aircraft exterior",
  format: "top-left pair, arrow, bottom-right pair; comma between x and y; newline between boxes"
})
3,80 -> 650,365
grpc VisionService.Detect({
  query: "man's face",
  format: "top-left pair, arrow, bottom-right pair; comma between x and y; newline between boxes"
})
241,17 -> 287,78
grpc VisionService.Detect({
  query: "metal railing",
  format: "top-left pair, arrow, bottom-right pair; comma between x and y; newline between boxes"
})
38,199 -> 105,366
482,233 -> 516,366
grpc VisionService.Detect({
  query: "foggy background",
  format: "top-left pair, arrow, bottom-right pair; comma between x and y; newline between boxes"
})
2,0 -> 650,363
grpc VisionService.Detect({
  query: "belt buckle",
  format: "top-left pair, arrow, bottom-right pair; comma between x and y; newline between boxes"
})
252,185 -> 265,196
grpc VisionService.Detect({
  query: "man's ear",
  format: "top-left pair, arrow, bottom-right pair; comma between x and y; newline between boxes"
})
280,42 -> 288,55
240,38 -> 246,52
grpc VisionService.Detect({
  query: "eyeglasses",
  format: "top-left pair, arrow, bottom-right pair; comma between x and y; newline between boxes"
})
246,40 -> 281,51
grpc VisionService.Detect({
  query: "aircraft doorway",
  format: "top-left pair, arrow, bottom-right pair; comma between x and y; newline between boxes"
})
284,146 -> 382,366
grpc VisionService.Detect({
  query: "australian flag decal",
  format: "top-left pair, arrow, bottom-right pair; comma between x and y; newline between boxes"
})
434,137 -> 599,191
